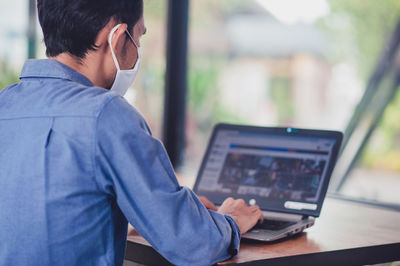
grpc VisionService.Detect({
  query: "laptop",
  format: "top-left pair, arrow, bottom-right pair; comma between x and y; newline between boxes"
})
193,123 -> 343,242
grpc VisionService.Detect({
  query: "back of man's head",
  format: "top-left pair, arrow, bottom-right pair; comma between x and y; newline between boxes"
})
37,0 -> 143,59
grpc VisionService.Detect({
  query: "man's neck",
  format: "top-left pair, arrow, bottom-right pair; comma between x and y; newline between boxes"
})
52,53 -> 109,89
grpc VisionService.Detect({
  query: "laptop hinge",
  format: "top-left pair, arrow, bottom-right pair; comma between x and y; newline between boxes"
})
262,211 -> 303,221
302,215 -> 309,220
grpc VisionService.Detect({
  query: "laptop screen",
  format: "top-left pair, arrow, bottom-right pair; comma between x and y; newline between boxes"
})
193,124 -> 342,217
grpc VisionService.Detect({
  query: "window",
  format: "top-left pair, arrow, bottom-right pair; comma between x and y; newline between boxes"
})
0,0 -> 27,88
183,0 -> 400,206
0,0 -> 167,140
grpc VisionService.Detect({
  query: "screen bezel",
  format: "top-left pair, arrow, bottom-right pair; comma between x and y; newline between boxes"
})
193,123 -> 343,217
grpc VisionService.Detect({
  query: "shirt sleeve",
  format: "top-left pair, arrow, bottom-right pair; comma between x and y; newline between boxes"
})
94,96 -> 240,265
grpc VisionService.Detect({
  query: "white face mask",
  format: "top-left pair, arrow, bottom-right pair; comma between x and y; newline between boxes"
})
108,24 -> 141,96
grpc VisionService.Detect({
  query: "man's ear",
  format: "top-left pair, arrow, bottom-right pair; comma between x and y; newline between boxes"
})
109,23 -> 128,52
93,22 -> 128,53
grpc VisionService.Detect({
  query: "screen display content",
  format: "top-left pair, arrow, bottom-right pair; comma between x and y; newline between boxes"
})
219,153 -> 326,202
196,128 -> 338,213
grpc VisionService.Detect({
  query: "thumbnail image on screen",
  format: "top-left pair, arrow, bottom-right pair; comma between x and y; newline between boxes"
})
218,153 -> 326,202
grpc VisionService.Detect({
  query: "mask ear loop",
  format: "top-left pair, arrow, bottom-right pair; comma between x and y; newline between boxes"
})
125,30 -> 139,49
108,24 -> 122,71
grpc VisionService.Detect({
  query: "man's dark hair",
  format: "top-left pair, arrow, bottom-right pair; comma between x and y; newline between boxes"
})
37,0 -> 143,58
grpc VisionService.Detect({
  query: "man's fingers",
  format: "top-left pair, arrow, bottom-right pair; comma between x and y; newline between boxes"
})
235,199 -> 246,206
218,197 -> 265,233
204,200 -> 218,211
223,197 -> 235,205
249,205 -> 263,223
198,196 -> 218,211
250,205 -> 260,211
257,210 -> 264,223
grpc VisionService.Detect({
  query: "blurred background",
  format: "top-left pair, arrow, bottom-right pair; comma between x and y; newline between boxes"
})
1,0 -> 399,206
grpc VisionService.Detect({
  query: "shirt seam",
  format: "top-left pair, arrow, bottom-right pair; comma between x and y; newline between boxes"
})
19,76 -> 93,87
0,115 -> 96,120
91,95 -> 121,192
20,59 -> 94,86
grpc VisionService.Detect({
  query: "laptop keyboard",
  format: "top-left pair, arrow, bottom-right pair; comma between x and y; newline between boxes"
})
252,219 -> 297,231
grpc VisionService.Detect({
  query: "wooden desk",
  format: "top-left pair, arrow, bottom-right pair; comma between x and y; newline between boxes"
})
125,197 -> 400,265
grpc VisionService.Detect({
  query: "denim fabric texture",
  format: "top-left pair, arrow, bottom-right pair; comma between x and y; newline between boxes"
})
0,59 -> 240,266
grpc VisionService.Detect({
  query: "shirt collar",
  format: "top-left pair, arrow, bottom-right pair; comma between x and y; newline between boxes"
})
20,59 -> 94,87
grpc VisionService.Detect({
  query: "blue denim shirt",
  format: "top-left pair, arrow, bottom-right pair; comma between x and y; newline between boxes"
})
0,59 -> 240,266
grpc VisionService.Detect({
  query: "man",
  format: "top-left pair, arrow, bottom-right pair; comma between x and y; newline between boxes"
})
0,1 -> 263,265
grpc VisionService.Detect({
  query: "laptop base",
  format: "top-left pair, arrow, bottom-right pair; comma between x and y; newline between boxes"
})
242,217 -> 315,242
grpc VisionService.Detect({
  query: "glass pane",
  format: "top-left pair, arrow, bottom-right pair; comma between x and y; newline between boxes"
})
0,0 -> 167,140
341,88 -> 400,204
126,0 -> 167,139
183,0 -> 400,202
0,0 -> 27,88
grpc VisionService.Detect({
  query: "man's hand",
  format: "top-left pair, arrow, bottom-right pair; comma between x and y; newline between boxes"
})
198,196 -> 218,211
217,197 -> 263,234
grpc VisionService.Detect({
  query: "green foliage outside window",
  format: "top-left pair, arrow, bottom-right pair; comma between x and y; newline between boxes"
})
361,88 -> 400,171
269,78 -> 293,124
0,61 -> 19,91
188,57 -> 241,132
320,0 -> 400,172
